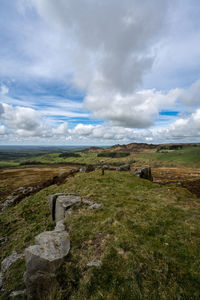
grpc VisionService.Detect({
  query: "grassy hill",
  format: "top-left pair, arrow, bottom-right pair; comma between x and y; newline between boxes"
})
1,170 -> 200,299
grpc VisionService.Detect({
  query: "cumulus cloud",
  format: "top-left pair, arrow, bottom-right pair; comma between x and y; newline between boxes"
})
180,79 -> 200,106
159,108 -> 200,140
0,125 -> 6,135
25,0 -> 173,129
0,103 -> 51,137
85,87 -> 181,128
30,0 -> 168,91
52,122 -> 68,135
0,85 -> 9,95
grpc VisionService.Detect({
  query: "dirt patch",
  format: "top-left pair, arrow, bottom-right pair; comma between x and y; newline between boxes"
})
0,165 -> 79,202
182,180 -> 200,198
152,167 -> 200,184
152,167 -> 200,198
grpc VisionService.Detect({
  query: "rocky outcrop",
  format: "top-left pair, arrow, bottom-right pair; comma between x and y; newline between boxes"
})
24,226 -> 70,299
48,194 -> 81,222
116,164 -> 131,171
25,193 -> 102,299
133,167 -> 153,181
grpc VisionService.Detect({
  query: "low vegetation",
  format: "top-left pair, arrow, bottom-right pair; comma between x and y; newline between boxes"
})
97,151 -> 130,158
0,170 -> 200,299
59,152 -> 81,158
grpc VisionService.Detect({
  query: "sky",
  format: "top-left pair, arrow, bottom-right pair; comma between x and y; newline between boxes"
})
0,0 -> 200,145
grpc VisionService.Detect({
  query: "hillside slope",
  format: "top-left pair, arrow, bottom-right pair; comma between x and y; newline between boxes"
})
0,170 -> 200,299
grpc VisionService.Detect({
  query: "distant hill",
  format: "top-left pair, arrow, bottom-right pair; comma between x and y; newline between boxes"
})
83,142 -> 200,153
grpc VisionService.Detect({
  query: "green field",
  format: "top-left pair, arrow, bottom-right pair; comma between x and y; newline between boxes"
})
1,145 -> 200,168
0,170 -> 200,299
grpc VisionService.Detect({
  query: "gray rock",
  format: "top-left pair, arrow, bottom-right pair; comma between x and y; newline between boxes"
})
25,231 -> 70,275
0,251 -> 24,291
133,167 -> 153,181
55,195 -> 81,222
116,164 -> 131,171
1,251 -> 24,275
25,230 -> 70,299
49,193 -> 81,222
87,260 -> 101,268
24,272 -> 60,300
82,199 -> 93,205
88,203 -> 102,210
9,290 -> 26,298
54,220 -> 66,232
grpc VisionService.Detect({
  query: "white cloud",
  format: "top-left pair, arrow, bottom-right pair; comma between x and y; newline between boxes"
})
0,85 -> 9,95
0,103 -> 50,137
85,87 -> 181,128
52,122 -> 68,135
180,79 -> 200,106
0,125 -> 6,135
28,0 -> 169,92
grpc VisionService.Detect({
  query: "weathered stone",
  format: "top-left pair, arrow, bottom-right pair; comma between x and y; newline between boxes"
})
82,199 -> 93,205
48,193 -> 66,221
48,193 -> 81,222
54,220 -> 66,232
116,164 -> 131,171
133,167 -> 153,181
25,231 -> 70,275
24,272 -> 60,300
87,260 -> 101,268
88,203 -> 102,210
9,290 -> 26,298
55,195 -> 81,222
1,251 -> 24,275
25,230 -> 70,299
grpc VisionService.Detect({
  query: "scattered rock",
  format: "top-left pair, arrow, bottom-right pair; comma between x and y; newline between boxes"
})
133,167 -> 153,181
9,290 -> 26,298
116,164 -> 131,171
88,203 -> 102,210
82,199 -> 93,205
1,252 -> 24,275
0,251 -> 24,291
87,260 -> 101,268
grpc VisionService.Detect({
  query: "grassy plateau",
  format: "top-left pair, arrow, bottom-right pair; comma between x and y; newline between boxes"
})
0,145 -> 200,299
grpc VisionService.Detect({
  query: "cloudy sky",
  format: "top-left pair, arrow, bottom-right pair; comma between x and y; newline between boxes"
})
0,0 -> 200,145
